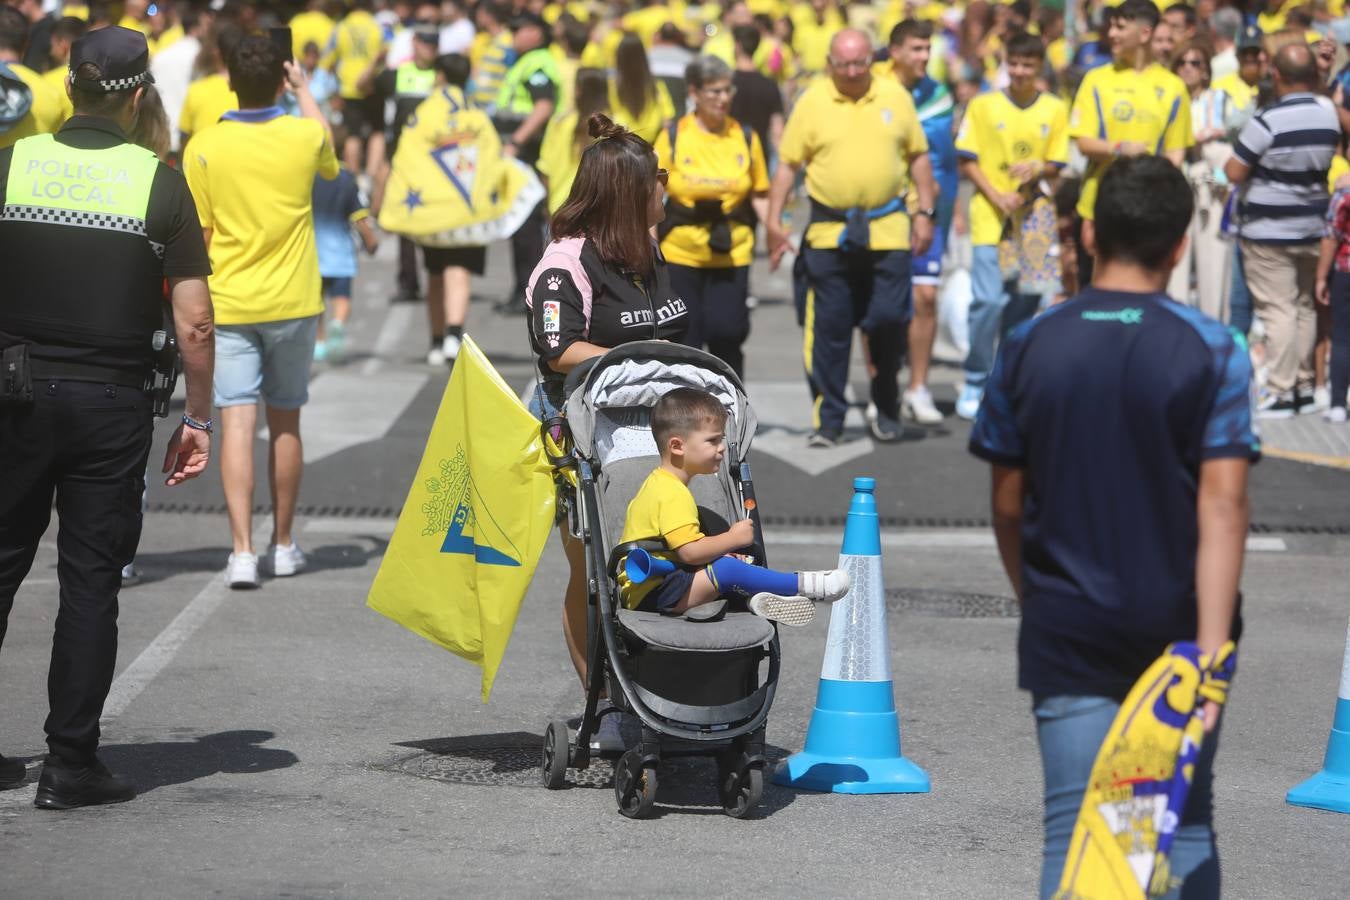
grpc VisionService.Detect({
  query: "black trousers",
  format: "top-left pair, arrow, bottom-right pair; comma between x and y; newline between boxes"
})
802,247 -> 912,435
397,236 -> 421,296
0,379 -> 153,764
509,200 -> 547,310
668,264 -> 751,377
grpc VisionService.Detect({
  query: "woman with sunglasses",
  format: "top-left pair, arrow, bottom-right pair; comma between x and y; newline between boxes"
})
525,113 -> 687,753
653,55 -> 770,378
1169,40 -> 1233,322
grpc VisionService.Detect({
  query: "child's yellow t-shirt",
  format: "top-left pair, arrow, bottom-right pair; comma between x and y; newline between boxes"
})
617,467 -> 704,609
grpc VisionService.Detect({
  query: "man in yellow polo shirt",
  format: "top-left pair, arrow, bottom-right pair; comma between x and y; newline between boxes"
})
1069,0 -> 1191,281
184,35 -> 339,590
767,29 -> 936,447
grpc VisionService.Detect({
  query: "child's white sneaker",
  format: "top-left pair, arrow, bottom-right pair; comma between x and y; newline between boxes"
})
748,593 -> 815,627
797,569 -> 850,602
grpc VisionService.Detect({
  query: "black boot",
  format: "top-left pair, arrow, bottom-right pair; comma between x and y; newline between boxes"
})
0,753 -> 26,789
34,756 -> 135,810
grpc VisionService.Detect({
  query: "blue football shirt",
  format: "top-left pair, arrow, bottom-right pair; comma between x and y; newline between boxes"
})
969,288 -> 1260,699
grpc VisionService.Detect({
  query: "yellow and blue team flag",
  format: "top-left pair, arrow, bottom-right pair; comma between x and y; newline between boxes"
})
1055,641 -> 1237,900
367,336 -> 556,701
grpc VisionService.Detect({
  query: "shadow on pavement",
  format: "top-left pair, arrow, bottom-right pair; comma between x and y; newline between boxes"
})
304,539 -> 389,574
121,546 -> 233,586
99,730 -> 298,794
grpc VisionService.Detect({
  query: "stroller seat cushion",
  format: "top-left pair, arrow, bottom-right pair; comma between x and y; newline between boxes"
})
616,608 -> 775,652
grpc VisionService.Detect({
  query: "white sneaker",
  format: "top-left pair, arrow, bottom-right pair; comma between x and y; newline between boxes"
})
1325,407 -> 1347,424
797,569 -> 850,602
442,332 -> 462,361
225,552 -> 260,590
748,593 -> 815,627
426,346 -> 446,366
955,383 -> 983,421
267,543 -> 307,577
1312,385 -> 1330,412
902,386 -> 944,425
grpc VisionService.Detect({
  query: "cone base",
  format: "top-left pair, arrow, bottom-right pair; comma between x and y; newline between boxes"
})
1287,771 -> 1350,814
773,749 -> 930,794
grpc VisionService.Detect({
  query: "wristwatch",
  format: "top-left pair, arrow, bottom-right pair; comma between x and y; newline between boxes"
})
916,207 -> 937,219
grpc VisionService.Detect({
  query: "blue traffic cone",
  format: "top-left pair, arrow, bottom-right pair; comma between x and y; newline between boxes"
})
1287,620 -> 1350,814
773,477 -> 930,794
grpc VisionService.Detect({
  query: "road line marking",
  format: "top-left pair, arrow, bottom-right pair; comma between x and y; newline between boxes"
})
361,302 -> 417,377
1263,446 -> 1350,471
99,573 -> 231,725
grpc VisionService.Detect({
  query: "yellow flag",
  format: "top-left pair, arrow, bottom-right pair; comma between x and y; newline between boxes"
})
367,336 -> 556,701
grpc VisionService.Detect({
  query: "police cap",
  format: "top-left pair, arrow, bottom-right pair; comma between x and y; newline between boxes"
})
69,25 -> 156,93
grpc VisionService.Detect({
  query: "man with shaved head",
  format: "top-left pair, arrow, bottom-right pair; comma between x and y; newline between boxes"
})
1226,42 -> 1338,418
766,28 -> 938,447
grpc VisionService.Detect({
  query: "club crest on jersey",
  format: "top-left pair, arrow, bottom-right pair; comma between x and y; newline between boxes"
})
542,300 -> 560,333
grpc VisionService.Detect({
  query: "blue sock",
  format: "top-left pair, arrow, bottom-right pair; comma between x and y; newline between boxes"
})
706,555 -> 798,599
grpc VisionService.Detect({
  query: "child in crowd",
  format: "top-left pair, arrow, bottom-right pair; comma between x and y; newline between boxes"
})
618,388 -> 850,625
312,166 -> 379,363
1315,151 -> 1350,423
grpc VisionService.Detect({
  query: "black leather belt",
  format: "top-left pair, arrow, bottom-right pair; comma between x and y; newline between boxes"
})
30,360 -> 151,390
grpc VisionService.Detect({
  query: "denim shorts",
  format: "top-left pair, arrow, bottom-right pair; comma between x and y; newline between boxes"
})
321,276 -> 353,299
214,315 -> 320,409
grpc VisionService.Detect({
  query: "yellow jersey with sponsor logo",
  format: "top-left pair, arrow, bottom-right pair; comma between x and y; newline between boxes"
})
655,114 -> 769,268
955,90 -> 1069,246
1069,62 -> 1192,219
184,110 -> 339,325
779,76 -> 928,251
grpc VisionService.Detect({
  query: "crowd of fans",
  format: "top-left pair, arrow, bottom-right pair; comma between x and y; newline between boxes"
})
3,0 -> 1350,426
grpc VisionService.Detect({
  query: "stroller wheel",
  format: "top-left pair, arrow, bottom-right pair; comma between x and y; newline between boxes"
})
542,720 -> 570,789
718,763 -> 763,819
614,749 -> 657,819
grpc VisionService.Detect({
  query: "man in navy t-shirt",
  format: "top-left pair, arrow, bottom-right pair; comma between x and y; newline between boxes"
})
969,156 -> 1259,899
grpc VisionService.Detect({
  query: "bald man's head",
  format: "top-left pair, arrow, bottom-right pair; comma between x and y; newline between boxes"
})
829,28 -> 871,61
1272,41 -> 1317,88
827,29 -> 874,98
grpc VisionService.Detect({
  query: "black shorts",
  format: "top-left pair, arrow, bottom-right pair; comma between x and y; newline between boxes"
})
421,245 -> 487,275
342,94 -> 386,141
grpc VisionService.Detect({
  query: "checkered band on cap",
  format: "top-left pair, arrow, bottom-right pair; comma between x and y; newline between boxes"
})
74,69 -> 152,92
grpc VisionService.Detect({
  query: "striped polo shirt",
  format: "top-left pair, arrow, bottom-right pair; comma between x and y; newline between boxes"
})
1232,92 -> 1339,244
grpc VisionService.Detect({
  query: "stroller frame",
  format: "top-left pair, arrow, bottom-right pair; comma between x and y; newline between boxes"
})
538,343 -> 782,819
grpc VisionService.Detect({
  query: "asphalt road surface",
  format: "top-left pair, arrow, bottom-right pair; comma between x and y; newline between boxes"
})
2,241 -> 1348,899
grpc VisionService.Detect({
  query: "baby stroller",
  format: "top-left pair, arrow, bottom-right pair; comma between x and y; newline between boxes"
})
539,341 -> 781,819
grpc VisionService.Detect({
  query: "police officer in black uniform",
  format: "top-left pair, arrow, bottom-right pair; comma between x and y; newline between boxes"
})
0,26 -> 215,808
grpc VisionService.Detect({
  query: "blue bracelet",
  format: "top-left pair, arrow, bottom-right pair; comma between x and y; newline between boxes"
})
182,413 -> 214,434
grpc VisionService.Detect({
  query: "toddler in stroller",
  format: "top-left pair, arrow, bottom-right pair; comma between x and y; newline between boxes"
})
619,388 -> 850,624
540,343 -> 851,818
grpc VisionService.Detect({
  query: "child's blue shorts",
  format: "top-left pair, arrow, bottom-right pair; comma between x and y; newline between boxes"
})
636,569 -> 696,612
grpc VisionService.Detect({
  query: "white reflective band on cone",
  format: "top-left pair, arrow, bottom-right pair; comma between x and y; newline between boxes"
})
820,554 -> 891,683
1340,620 -> 1350,703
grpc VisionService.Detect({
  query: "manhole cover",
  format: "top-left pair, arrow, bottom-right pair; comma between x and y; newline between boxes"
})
380,744 -> 621,789
886,588 -> 1019,618
376,738 -> 787,791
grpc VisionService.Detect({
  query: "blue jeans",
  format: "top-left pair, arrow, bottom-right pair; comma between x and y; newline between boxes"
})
1033,695 -> 1221,900
963,245 -> 1045,387
1229,242 -> 1252,336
